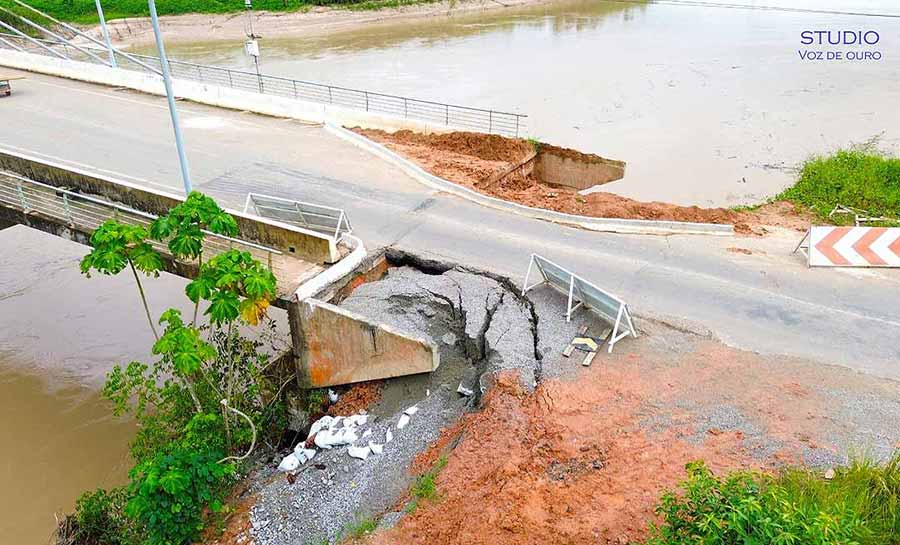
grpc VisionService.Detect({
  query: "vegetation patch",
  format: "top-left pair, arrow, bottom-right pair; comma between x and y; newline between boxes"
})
640,455 -> 900,545
60,192 -> 294,545
1,0 -> 442,24
779,149 -> 900,225
405,455 -> 448,513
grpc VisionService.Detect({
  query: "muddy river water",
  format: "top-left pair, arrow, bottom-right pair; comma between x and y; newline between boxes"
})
148,0 -> 900,206
0,225 -> 193,542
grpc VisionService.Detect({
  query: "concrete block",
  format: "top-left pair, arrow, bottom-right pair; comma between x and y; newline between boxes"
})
533,144 -> 626,191
296,298 -> 439,388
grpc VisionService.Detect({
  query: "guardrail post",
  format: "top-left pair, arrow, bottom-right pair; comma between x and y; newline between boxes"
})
515,116 -> 520,138
328,86 -> 333,103
62,193 -> 73,224
197,65 -> 202,80
267,252 -> 273,272
489,111 -> 493,134
365,91 -> 369,111
15,180 -> 27,212
228,70 -> 233,88
257,74 -> 264,94
293,80 -> 298,99
404,98 -> 408,118
445,104 -> 449,125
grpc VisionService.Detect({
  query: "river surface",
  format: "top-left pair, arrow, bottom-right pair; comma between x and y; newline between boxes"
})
147,0 -> 900,206
0,225 -> 191,542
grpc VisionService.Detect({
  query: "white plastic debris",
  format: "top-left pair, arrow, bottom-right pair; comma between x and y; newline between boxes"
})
362,429 -> 373,438
277,453 -> 300,473
293,446 -> 317,464
368,441 -> 383,455
308,415 -> 335,439
347,445 -> 371,460
404,405 -> 419,416
397,414 -> 410,430
348,414 -> 369,427
328,389 -> 339,403
457,383 -> 474,397
386,430 -> 394,443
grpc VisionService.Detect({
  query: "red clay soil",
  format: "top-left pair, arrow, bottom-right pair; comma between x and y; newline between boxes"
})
353,128 -> 814,235
329,381 -> 383,416
364,333 -> 874,545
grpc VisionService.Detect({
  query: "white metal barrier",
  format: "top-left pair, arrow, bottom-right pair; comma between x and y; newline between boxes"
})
522,254 -> 637,353
243,193 -> 351,243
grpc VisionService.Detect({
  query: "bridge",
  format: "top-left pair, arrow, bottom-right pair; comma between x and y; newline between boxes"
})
0,147 -> 343,304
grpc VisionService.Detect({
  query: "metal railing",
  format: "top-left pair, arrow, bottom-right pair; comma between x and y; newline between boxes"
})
0,32 -> 527,136
243,193 -> 352,242
0,169 -> 303,288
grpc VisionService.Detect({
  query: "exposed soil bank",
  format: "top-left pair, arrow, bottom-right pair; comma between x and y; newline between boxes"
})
353,128 -> 815,235
87,0 -> 555,48
365,323 -> 900,545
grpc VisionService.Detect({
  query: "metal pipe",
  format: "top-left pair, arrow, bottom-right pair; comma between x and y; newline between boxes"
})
147,0 -> 192,196
0,6 -> 110,65
0,19 -> 68,59
9,0 -> 161,74
0,35 -> 25,51
93,0 -> 116,68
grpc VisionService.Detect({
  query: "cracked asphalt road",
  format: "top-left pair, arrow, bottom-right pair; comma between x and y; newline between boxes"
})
3,72 -> 900,378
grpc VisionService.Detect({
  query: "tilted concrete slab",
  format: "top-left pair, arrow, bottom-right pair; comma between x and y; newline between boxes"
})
294,298 -> 439,388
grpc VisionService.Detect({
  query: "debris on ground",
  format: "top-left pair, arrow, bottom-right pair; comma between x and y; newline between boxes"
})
353,128 -> 815,234
363,321 -> 900,545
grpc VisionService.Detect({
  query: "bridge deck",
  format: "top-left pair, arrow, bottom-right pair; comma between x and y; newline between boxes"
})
0,169 -> 324,300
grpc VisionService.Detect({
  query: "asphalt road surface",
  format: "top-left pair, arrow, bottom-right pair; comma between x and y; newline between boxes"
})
3,71 -> 899,379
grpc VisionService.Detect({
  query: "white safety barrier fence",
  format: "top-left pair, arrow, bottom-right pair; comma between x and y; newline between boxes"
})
794,226 -> 900,268
243,193 -> 352,243
522,254 -> 637,353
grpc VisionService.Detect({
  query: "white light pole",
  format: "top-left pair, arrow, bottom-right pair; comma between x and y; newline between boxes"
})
148,0 -> 192,195
93,0 -> 116,68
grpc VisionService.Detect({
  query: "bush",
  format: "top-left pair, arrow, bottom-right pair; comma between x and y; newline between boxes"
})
73,487 -> 137,545
779,149 -> 900,223
641,456 -> 900,545
126,437 -> 235,545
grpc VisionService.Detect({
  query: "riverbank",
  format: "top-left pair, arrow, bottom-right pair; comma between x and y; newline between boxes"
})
85,0 -> 555,48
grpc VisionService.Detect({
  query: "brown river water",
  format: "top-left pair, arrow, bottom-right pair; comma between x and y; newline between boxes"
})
0,224 -> 193,542
146,0 -> 900,207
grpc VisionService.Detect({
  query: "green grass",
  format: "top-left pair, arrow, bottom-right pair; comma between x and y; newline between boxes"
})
0,0 -> 441,24
639,453 -> 900,545
343,517 -> 378,540
405,455 -> 448,513
778,148 -> 900,224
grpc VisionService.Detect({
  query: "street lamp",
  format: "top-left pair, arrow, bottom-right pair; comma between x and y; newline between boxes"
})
147,0 -> 193,195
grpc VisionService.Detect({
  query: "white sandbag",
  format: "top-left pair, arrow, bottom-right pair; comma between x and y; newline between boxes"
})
348,445 -> 371,460
278,453 -> 300,472
397,414 -> 410,430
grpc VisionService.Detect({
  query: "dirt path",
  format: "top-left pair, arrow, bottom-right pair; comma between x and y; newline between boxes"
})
354,128 -> 816,235
87,0 -> 555,48
363,321 -> 900,545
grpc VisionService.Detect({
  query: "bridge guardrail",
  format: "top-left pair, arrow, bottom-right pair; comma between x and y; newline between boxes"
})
0,169 -> 289,276
0,32 -> 527,136
243,193 -> 352,243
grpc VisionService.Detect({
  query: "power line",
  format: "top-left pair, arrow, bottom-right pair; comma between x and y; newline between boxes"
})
602,0 -> 900,18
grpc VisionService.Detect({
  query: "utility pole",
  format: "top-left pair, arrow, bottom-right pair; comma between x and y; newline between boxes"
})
93,0 -> 116,68
244,0 -> 262,93
148,0 -> 192,195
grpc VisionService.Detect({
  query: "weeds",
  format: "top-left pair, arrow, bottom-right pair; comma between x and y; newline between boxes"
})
640,453 -> 900,545
344,517 -> 379,540
406,455 -> 448,513
778,149 -> 900,224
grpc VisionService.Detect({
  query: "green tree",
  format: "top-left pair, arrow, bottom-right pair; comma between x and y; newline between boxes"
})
81,221 -> 164,339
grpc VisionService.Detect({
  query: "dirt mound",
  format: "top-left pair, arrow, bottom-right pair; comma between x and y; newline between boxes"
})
328,381 -> 383,416
354,128 -> 532,163
368,372 -> 757,545
354,128 -> 815,234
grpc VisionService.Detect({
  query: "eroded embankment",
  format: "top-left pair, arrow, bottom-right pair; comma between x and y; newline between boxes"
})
352,128 -> 815,235
363,322 -> 900,545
